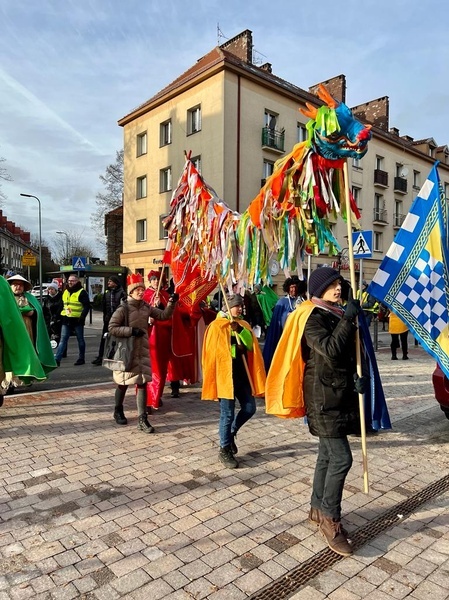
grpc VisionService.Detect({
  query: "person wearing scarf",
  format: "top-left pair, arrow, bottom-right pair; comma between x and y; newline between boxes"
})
265,267 -> 364,557
202,294 -> 266,469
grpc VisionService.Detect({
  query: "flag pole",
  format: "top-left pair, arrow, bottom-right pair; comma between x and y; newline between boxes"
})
343,160 -> 369,494
219,280 -> 256,396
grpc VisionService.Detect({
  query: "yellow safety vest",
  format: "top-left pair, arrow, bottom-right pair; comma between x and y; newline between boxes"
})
356,290 -> 379,314
61,288 -> 84,318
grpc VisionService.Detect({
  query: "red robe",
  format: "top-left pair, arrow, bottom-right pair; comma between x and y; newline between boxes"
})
142,287 -> 194,408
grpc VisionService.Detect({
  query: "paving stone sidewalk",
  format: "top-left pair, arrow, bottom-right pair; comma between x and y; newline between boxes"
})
1,342 -> 448,599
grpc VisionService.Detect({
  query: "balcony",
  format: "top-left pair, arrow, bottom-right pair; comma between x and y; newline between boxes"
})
374,169 -> 388,187
373,208 -> 388,224
262,127 -> 285,153
393,212 -> 405,229
394,176 -> 408,194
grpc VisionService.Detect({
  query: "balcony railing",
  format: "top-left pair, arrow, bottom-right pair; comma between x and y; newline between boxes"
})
394,176 -> 408,193
374,169 -> 388,187
262,127 -> 285,152
373,208 -> 388,224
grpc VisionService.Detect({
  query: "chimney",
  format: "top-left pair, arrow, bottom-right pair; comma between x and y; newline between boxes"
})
220,29 -> 253,63
390,127 -> 400,136
310,74 -> 346,103
352,96 -> 389,131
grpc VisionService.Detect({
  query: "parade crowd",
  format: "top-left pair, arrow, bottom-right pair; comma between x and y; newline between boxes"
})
0,268 -> 398,558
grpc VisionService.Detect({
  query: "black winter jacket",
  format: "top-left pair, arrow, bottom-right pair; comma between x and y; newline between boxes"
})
302,307 -> 360,438
102,286 -> 126,322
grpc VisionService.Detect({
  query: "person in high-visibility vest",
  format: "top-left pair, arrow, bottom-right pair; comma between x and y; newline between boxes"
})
55,274 -> 91,366
355,281 -> 379,326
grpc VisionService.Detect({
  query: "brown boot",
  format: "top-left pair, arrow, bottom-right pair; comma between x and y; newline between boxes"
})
308,507 -> 322,526
320,516 -> 353,556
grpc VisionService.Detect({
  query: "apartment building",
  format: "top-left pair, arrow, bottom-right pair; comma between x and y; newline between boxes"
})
118,29 -> 449,282
0,209 -> 35,275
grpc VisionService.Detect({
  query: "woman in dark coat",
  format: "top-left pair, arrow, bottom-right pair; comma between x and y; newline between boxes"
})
301,267 -> 363,557
108,274 -> 177,432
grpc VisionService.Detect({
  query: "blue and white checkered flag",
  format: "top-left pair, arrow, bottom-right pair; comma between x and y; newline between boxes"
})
368,162 -> 449,377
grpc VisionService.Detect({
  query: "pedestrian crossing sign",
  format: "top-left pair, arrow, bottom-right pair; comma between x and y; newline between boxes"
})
72,256 -> 87,270
352,230 -> 373,258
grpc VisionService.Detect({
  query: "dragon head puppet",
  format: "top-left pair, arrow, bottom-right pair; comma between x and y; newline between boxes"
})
301,85 -> 372,161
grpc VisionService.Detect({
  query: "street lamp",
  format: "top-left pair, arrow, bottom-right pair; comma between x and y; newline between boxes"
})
56,231 -> 69,265
20,193 -> 42,303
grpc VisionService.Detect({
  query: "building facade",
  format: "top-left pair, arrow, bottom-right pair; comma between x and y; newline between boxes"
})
118,29 -> 449,284
0,209 -> 36,276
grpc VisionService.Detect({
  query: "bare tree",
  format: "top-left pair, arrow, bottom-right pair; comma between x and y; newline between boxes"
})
50,231 -> 96,265
91,149 -> 124,244
0,155 -> 12,204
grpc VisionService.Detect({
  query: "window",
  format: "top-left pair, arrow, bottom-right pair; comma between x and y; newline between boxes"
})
352,157 -> 361,168
265,111 -> 277,129
374,193 -> 383,212
394,200 -> 403,227
396,163 -> 403,177
159,215 -> 168,240
263,159 -> 274,179
191,155 -> 201,173
445,182 -> 449,200
135,268 -> 144,277
375,156 -> 384,170
136,219 -> 147,242
374,231 -> 383,252
160,167 -> 172,192
413,170 -> 420,189
160,120 -> 172,146
352,186 -> 361,208
187,105 -> 201,134
136,175 -> 147,199
297,123 -> 307,143
137,132 -> 147,157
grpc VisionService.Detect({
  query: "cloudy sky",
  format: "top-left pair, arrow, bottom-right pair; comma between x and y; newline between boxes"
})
0,0 -> 448,258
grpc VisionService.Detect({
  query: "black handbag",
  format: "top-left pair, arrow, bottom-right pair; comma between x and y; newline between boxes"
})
102,303 -> 134,372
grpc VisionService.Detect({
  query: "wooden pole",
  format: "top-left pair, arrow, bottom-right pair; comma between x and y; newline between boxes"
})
219,280 -> 256,396
343,161 -> 369,494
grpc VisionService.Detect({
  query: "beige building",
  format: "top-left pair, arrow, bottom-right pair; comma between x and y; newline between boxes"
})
118,29 -> 449,284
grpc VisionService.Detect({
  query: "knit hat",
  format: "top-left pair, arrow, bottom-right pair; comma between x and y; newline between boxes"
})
47,282 -> 59,291
222,294 -> 244,311
108,276 -> 121,286
308,267 -> 341,298
127,273 -> 145,293
7,274 -> 32,291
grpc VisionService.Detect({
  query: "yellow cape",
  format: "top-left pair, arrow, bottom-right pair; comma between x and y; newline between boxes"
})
201,317 -> 266,400
265,300 -> 316,418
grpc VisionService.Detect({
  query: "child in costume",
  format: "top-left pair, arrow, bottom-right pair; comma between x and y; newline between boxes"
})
201,294 -> 266,468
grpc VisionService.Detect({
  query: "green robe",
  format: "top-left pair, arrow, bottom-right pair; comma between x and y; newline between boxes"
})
0,277 -> 55,386
255,285 -> 279,327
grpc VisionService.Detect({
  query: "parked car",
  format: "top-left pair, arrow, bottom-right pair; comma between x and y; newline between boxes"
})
432,363 -> 449,419
30,284 -> 52,298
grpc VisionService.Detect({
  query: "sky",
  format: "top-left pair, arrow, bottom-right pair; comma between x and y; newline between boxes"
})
0,0 -> 448,259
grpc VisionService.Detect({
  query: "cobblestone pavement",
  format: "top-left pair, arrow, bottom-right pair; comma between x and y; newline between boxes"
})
1,338 -> 448,599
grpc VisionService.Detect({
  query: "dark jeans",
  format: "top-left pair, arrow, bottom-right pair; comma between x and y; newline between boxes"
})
391,332 -> 408,357
55,323 -> 86,361
218,379 -> 256,448
311,436 -> 353,520
96,320 -> 109,358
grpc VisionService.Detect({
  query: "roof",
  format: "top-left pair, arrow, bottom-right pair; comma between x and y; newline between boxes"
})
118,46 -> 320,126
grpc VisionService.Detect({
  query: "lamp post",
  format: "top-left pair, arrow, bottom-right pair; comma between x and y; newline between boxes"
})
56,231 -> 70,265
20,193 -> 42,303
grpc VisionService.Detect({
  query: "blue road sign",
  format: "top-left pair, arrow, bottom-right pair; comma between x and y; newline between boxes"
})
72,256 -> 87,270
352,230 -> 373,258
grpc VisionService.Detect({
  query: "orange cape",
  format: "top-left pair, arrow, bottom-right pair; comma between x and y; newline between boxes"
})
265,300 -> 316,418
201,317 -> 266,400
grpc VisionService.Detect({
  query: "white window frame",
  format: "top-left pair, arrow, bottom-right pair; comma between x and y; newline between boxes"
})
191,155 -> 201,173
413,170 -> 420,189
374,231 -> 383,252
375,155 -> 384,170
159,215 -> 168,240
352,186 -> 361,208
297,123 -> 307,143
160,120 -> 172,146
160,167 -> 172,193
263,159 -> 274,179
136,219 -> 147,242
137,132 -> 147,157
187,106 -> 201,135
136,175 -> 147,199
